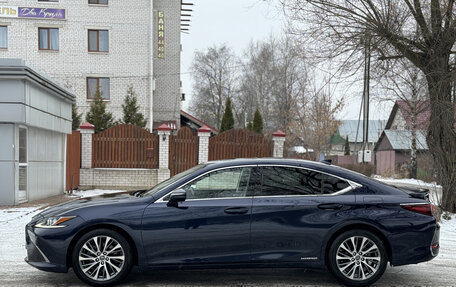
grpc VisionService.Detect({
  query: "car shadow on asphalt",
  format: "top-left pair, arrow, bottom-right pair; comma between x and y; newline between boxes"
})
122,268 -> 338,286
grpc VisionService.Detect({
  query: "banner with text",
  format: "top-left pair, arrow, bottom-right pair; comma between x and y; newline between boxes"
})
0,6 -> 66,20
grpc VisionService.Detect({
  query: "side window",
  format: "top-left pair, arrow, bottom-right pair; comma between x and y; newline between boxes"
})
259,166 -> 350,196
181,167 -> 253,200
320,173 -> 350,194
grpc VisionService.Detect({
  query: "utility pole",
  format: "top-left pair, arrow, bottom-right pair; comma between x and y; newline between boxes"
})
362,34 -> 371,163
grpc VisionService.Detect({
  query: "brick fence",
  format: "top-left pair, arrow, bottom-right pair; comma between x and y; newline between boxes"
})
78,123 -> 286,190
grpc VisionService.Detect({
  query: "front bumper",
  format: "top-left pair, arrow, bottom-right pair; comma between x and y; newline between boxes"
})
25,226 -> 68,273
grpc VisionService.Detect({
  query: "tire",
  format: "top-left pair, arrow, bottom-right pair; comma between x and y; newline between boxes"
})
72,229 -> 133,286
327,229 -> 388,287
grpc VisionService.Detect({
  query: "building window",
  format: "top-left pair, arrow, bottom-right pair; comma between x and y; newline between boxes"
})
89,0 -> 108,4
0,26 -> 7,49
87,77 -> 110,99
88,29 -> 108,52
19,128 -> 27,192
39,28 -> 59,51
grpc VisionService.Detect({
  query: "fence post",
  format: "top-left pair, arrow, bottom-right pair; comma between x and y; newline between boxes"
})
272,130 -> 286,158
198,125 -> 211,164
80,122 -> 95,168
157,124 -> 171,182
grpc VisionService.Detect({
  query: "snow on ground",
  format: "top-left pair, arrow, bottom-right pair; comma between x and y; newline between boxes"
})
69,189 -> 126,198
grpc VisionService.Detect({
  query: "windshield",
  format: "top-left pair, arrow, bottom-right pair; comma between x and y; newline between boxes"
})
144,164 -> 206,197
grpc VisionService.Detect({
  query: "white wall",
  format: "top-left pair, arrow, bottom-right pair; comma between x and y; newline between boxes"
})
26,127 -> 65,201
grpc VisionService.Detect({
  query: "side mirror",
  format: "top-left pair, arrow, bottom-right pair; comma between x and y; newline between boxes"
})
167,189 -> 186,207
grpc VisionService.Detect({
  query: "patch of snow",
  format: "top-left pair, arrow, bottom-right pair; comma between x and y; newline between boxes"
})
373,176 -> 442,204
69,189 -> 126,198
373,176 -> 441,189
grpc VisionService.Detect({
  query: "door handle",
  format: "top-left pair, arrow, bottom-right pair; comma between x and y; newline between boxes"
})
318,203 -> 343,210
224,207 -> 249,214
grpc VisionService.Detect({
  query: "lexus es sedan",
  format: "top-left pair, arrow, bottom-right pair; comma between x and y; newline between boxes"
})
25,158 -> 439,286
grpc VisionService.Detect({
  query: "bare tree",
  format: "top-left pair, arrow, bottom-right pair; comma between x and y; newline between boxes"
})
377,59 -> 429,179
290,82 -> 344,159
239,35 -> 308,132
190,44 -> 238,129
281,0 -> 456,212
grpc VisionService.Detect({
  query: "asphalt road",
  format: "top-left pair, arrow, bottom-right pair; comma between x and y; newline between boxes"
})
1,263 -> 455,286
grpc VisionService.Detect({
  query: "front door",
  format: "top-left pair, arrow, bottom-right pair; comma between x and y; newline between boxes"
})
142,166 -> 256,266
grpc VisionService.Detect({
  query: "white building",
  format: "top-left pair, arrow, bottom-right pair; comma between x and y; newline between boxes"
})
0,0 -> 183,130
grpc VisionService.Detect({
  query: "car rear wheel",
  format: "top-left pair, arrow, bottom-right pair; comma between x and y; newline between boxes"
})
327,230 -> 387,286
72,229 -> 132,286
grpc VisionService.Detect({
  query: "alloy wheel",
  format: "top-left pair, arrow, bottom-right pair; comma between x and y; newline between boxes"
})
78,236 -> 125,281
335,236 -> 381,281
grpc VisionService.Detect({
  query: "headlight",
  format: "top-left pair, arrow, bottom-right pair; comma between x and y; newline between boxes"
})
35,216 -> 76,229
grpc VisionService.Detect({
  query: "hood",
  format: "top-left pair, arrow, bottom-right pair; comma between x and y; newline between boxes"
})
36,192 -> 141,219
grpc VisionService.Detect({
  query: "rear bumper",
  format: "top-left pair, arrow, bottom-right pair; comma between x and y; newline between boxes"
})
390,221 -> 440,266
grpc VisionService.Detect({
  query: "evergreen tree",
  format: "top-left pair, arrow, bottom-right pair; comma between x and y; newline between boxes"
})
72,104 -> 82,131
246,121 -> 253,131
85,88 -> 114,133
344,135 -> 350,155
220,97 -> 234,132
121,85 -> 147,128
252,108 -> 263,134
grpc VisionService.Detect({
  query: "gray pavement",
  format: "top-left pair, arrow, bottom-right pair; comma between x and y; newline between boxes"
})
0,263 -> 455,286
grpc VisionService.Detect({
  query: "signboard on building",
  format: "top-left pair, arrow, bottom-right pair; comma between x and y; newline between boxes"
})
0,6 -> 66,20
157,11 -> 165,59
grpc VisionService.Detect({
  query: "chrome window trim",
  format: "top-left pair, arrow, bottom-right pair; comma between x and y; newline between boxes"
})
155,164 -> 363,203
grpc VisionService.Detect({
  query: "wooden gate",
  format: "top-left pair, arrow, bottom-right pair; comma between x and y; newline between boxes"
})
169,127 -> 198,176
92,124 -> 159,168
209,129 -> 273,161
66,131 -> 81,191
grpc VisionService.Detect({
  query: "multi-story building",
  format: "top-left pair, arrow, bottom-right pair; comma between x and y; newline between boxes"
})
0,0 -> 183,130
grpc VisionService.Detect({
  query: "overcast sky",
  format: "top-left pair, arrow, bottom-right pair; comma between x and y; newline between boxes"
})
180,0 -> 392,120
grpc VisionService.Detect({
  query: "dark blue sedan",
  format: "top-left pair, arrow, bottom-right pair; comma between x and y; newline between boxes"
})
25,158 -> 439,286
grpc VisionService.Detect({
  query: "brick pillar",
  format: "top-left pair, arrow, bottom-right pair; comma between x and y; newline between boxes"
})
80,122 -> 95,168
198,125 -> 211,164
157,124 -> 171,182
272,130 -> 286,158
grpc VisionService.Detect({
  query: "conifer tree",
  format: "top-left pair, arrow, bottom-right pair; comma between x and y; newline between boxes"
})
220,97 -> 234,132
72,104 -> 82,131
344,136 -> 350,156
121,85 -> 147,128
85,88 -> 114,133
252,108 -> 263,134
246,121 -> 253,131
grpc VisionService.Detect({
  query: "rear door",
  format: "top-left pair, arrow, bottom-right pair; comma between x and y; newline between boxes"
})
250,165 -> 357,263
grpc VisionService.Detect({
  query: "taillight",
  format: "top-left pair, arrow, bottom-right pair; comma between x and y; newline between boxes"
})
401,203 -> 435,217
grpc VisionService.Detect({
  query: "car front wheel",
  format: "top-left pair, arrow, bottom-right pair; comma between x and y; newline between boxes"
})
327,230 -> 387,286
72,229 -> 132,286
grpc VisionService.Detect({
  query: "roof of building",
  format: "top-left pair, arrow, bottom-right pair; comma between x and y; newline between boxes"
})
180,110 -> 219,134
0,58 -> 75,103
335,120 -> 387,144
375,130 -> 428,151
385,100 -> 430,130
290,146 -> 315,154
